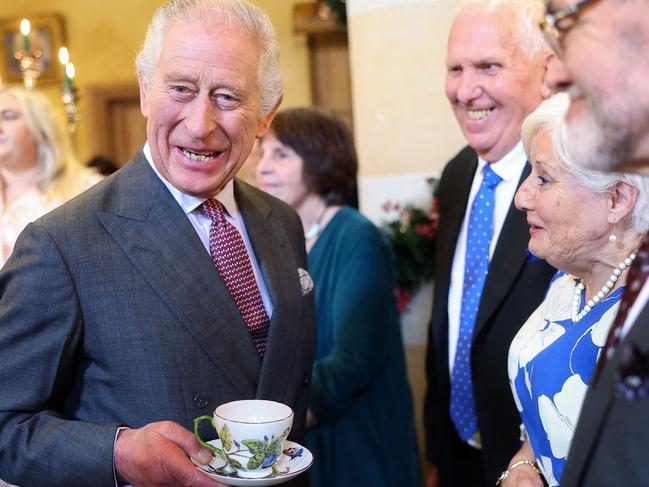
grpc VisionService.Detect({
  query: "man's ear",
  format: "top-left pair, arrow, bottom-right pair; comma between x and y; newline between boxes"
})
608,180 -> 638,225
540,51 -> 557,99
138,73 -> 150,118
256,95 -> 283,137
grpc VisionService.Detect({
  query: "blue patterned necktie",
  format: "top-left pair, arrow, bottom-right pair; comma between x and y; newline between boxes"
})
450,164 -> 502,441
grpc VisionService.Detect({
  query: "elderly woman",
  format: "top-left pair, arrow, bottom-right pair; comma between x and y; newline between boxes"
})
0,87 -> 101,266
502,94 -> 649,487
256,107 -> 421,487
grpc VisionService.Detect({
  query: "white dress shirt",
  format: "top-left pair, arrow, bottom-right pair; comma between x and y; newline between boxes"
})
143,143 -> 274,317
447,142 -> 527,372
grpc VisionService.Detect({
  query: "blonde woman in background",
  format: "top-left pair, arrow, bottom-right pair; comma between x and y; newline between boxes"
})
0,87 -> 101,266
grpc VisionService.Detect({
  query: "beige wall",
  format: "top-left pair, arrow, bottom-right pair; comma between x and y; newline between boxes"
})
347,0 -> 466,476
348,0 -> 464,176
0,0 -> 313,163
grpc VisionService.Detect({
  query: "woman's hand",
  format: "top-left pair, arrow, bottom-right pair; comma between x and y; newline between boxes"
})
501,463 -> 544,487
426,465 -> 439,487
500,440 -> 544,487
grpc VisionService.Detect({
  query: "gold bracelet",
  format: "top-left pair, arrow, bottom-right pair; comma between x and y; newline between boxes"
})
495,459 -> 541,485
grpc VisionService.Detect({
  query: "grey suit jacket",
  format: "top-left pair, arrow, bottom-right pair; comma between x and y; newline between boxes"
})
561,300 -> 649,486
0,151 -> 317,486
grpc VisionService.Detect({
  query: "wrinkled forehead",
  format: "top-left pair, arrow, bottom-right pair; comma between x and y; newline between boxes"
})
447,10 -> 523,61
157,19 -> 261,74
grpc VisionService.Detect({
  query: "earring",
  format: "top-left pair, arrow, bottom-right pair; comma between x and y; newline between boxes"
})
609,223 -> 617,242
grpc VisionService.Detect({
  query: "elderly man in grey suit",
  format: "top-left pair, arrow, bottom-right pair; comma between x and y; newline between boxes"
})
0,1 -> 316,486
541,0 -> 649,485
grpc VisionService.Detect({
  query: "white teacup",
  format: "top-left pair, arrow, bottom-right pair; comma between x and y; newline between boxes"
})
194,400 -> 293,479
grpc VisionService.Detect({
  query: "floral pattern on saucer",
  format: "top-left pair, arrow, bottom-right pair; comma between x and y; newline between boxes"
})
193,440 -> 313,486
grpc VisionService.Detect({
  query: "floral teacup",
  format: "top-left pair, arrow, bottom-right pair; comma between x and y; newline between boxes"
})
194,399 -> 293,479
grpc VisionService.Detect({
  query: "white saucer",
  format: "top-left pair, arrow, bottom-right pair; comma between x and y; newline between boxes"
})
192,439 -> 313,486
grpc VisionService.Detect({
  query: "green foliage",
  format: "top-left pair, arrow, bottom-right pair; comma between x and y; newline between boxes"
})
324,0 -> 347,27
247,451 -> 267,470
223,428 -> 291,472
242,439 -> 265,454
219,424 -> 233,451
268,427 -> 290,456
381,203 -> 436,310
227,456 -> 243,469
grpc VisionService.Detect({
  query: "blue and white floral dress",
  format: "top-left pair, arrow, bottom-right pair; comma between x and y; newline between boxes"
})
508,272 -> 623,486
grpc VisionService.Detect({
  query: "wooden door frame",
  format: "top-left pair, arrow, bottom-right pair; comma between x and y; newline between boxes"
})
85,82 -> 142,165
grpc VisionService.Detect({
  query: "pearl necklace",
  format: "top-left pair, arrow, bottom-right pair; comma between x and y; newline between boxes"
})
304,207 -> 328,240
571,252 -> 637,323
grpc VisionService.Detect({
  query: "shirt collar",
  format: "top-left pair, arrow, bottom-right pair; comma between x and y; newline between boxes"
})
477,141 -> 526,182
143,142 -> 238,216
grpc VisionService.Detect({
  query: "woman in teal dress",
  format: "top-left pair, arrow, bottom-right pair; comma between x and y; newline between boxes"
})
257,107 -> 422,487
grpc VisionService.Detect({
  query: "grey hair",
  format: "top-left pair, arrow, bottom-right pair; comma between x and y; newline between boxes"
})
135,0 -> 283,116
522,93 -> 649,234
457,0 -> 549,62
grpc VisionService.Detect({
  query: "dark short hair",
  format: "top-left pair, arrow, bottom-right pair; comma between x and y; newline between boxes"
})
270,107 -> 358,206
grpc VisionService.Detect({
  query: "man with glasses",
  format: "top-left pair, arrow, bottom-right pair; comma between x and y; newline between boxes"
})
423,1 -> 556,485
541,1 -> 649,485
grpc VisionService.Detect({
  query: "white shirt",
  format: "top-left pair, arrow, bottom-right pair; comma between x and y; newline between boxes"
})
143,143 -> 274,317
0,172 -> 102,268
447,141 -> 527,371
0,187 -> 61,267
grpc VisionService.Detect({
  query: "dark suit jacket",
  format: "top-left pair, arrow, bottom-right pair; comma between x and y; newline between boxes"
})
561,300 -> 649,486
0,151 -> 317,486
424,146 -> 556,486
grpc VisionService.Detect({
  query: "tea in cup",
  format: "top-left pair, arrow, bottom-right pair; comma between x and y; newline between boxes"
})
194,399 -> 293,479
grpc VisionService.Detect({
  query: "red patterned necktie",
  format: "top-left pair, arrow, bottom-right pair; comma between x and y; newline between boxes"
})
201,199 -> 270,357
596,236 -> 649,379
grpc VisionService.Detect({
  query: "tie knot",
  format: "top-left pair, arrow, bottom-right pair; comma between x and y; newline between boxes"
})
201,198 -> 226,225
483,165 -> 502,189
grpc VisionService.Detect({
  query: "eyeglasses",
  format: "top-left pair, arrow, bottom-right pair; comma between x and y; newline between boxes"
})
540,0 -> 599,54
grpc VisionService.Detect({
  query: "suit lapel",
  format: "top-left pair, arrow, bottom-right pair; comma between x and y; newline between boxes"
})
473,163 -> 531,338
566,299 -> 649,481
234,181 -> 304,400
96,154 -> 259,397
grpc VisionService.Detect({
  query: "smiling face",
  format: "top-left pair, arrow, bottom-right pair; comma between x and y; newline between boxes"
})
139,19 -> 277,198
545,0 -> 649,172
0,92 -> 38,171
445,8 -> 548,162
256,132 -> 310,209
515,128 -> 611,272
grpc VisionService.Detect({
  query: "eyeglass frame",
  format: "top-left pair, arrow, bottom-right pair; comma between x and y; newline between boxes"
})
539,0 -> 599,54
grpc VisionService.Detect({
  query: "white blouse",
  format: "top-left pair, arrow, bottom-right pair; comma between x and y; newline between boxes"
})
0,174 -> 102,267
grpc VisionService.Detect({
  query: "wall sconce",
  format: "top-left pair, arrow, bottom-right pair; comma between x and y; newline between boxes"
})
59,46 -> 80,132
14,18 -> 42,89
